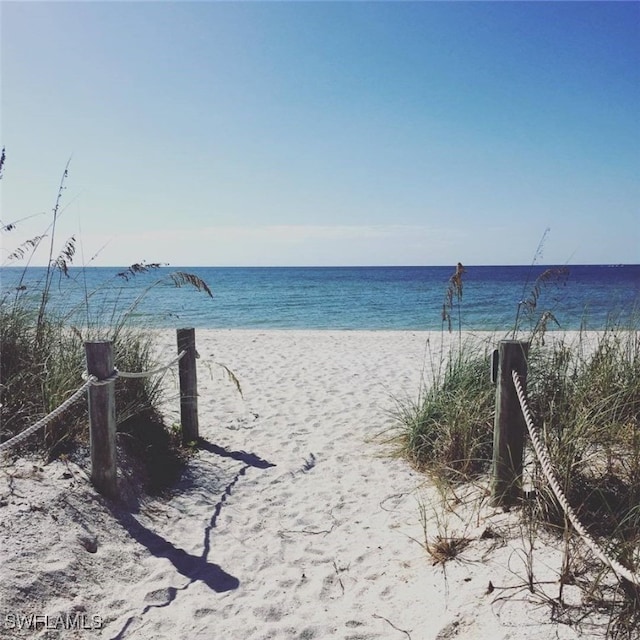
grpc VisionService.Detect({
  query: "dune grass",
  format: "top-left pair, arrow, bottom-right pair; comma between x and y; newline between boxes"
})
0,152 -> 210,491
394,339 -> 495,481
393,262 -> 640,637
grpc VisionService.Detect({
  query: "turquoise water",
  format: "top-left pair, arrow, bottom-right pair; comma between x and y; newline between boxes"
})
1,265 -> 638,331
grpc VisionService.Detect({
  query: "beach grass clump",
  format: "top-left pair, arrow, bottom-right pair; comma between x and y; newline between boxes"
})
0,151 -> 206,491
522,323 -> 640,637
0,298 -> 85,457
395,342 -> 495,481
392,262 -> 495,480
526,324 -> 640,551
395,258 -> 639,631
397,325 -> 640,633
1,294 -> 189,491
396,319 -> 640,538
0,297 -> 163,449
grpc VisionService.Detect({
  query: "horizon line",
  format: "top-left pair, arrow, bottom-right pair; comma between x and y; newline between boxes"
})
3,263 -> 637,269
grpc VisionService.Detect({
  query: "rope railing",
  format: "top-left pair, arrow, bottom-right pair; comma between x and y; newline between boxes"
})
0,379 -> 94,454
0,349 -> 188,455
112,349 -> 187,380
512,369 -> 640,587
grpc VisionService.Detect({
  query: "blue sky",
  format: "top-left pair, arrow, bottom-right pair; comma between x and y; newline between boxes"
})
1,1 -> 639,267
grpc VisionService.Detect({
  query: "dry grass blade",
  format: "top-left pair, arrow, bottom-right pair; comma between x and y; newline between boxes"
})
442,262 -> 465,334
52,236 -> 76,277
1,212 -> 47,234
217,363 -> 243,398
170,271 -> 213,298
5,236 -> 47,263
36,159 -> 72,343
372,614 -> 412,639
519,267 -> 570,316
426,535 -> 471,565
116,261 -> 166,281
514,264 -> 570,336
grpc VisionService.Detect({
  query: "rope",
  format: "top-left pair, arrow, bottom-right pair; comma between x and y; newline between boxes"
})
512,369 -> 640,586
84,370 -> 119,386
81,350 -> 187,383
117,350 -> 187,379
0,379 -> 93,453
1,350 -> 188,454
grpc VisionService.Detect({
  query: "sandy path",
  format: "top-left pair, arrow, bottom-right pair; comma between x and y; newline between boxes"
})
0,330 -> 605,639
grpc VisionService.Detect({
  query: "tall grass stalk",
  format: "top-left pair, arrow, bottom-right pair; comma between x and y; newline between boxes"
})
441,262 -> 466,353
35,159 -> 71,347
0,155 -> 212,490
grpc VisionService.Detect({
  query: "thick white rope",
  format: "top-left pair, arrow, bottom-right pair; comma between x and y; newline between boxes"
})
512,369 -> 640,586
83,370 -> 119,386
1,350 -> 188,453
80,350 -> 187,383
0,379 -> 94,453
117,350 -> 187,379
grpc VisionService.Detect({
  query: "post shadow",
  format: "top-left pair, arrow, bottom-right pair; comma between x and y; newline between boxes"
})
113,509 -> 240,593
197,437 -> 276,470
106,437 -> 275,638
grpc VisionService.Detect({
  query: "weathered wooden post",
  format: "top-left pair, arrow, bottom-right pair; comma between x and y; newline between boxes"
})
491,340 -> 530,507
85,341 -> 117,499
177,328 -> 199,444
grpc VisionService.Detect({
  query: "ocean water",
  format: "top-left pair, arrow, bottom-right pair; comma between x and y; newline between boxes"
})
1,265 -> 638,331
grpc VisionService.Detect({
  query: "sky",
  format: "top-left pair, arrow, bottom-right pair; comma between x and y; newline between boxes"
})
1,1 -> 639,267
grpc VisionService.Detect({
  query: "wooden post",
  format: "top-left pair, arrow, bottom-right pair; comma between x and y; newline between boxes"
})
85,342 -> 117,499
177,328 -> 199,444
491,340 -> 529,507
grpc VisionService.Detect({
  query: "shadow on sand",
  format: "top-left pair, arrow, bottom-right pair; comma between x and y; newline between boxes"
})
108,440 -> 276,639
196,437 -> 276,470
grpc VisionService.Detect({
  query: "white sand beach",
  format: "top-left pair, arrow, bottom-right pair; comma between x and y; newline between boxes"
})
0,330 -> 615,639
